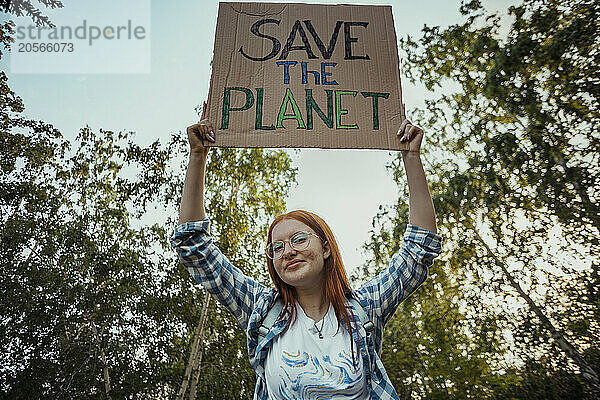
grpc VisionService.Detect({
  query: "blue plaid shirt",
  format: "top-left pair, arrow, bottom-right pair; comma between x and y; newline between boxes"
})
171,219 -> 443,400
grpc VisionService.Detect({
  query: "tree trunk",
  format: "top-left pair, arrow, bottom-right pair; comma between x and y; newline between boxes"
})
177,289 -> 212,400
472,226 -> 600,392
89,321 -> 112,400
177,314 -> 203,400
188,291 -> 212,400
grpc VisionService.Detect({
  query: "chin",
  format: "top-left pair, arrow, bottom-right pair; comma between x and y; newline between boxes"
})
281,273 -> 308,288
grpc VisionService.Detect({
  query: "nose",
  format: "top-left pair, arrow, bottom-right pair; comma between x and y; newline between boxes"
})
281,241 -> 297,259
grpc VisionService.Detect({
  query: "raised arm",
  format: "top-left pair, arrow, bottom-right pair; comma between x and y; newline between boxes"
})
173,104 -> 265,330
179,102 -> 216,224
398,119 -> 437,233
355,119 -> 441,325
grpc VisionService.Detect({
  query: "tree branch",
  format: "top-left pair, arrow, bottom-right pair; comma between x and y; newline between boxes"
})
470,223 -> 600,392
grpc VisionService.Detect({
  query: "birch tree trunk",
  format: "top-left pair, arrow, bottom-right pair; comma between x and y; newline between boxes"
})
472,226 -> 600,392
188,292 -> 212,400
177,311 -> 204,400
89,321 -> 112,400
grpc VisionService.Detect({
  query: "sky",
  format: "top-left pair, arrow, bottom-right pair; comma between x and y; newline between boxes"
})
1,0 -> 518,274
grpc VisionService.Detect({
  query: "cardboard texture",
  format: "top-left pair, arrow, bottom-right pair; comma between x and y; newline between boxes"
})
206,2 -> 407,150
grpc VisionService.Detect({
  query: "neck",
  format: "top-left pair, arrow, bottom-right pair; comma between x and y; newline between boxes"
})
295,285 -> 329,322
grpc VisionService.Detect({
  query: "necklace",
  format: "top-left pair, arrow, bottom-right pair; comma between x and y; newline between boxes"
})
313,317 -> 326,339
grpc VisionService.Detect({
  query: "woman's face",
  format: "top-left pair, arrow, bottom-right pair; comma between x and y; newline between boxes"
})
270,219 -> 330,291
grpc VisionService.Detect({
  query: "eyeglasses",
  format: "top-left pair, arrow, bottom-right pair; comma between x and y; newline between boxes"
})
266,231 -> 323,260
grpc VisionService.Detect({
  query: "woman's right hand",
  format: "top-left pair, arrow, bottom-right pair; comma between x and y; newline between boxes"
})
186,101 -> 215,158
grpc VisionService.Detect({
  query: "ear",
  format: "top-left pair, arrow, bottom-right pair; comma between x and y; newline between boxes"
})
322,241 -> 331,260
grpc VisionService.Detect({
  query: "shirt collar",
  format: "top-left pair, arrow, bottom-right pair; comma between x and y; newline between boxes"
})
295,301 -> 334,333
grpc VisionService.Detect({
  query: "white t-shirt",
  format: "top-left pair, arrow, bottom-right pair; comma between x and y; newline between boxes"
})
264,301 -> 369,400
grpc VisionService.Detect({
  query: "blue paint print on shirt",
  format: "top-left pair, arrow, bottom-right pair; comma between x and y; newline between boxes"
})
277,350 -> 364,399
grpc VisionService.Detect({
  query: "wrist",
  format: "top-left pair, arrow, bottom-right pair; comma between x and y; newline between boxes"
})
401,151 -> 422,161
189,151 -> 208,164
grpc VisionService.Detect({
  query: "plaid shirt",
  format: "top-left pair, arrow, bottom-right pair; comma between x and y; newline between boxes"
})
171,219 -> 442,400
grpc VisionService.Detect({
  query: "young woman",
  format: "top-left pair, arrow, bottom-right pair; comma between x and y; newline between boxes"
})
171,108 -> 443,399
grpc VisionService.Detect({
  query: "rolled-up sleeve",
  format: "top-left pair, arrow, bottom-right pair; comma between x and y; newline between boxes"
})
170,219 -> 265,331
357,224 -> 443,326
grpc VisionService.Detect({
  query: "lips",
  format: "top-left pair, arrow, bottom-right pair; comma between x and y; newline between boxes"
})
285,259 -> 305,269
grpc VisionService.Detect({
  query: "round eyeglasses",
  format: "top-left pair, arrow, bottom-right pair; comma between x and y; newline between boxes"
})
266,231 -> 323,260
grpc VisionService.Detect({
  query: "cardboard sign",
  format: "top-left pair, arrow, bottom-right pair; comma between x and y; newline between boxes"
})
206,2 -> 406,150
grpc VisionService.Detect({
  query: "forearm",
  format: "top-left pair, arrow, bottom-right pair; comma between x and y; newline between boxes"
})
178,153 -> 208,224
402,152 -> 437,233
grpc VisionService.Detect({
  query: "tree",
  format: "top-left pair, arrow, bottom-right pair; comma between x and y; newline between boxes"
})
0,18 -> 298,398
175,144 -> 297,400
0,79 -> 197,397
3,0 -> 64,27
401,0 -> 599,246
363,0 -> 599,397
354,196 -> 509,399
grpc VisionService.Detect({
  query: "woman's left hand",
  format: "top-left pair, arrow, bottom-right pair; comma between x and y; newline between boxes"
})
397,119 -> 424,154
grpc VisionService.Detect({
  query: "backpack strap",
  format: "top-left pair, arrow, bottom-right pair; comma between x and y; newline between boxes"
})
348,297 -> 375,333
258,298 -> 284,344
349,297 -> 378,373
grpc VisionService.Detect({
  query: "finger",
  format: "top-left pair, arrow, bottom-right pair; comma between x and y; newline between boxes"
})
400,123 -> 414,142
188,124 -> 202,138
191,123 -> 207,141
198,119 -> 213,130
202,120 -> 215,141
188,124 -> 208,146
201,123 -> 215,142
205,120 -> 215,135
201,125 -> 215,142
406,125 -> 418,141
198,130 -> 212,145
397,120 -> 409,137
200,124 -> 209,138
199,122 -> 216,142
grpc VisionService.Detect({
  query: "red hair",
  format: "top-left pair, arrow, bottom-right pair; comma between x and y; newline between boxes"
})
265,210 -> 360,368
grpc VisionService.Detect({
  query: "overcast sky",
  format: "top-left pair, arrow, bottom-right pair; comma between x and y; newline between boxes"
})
2,0 -> 517,274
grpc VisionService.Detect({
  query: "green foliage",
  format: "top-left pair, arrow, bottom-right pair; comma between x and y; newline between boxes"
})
360,0 -> 599,398
5,0 -> 64,27
0,19 -> 297,399
355,200 -> 509,399
402,0 -> 599,240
